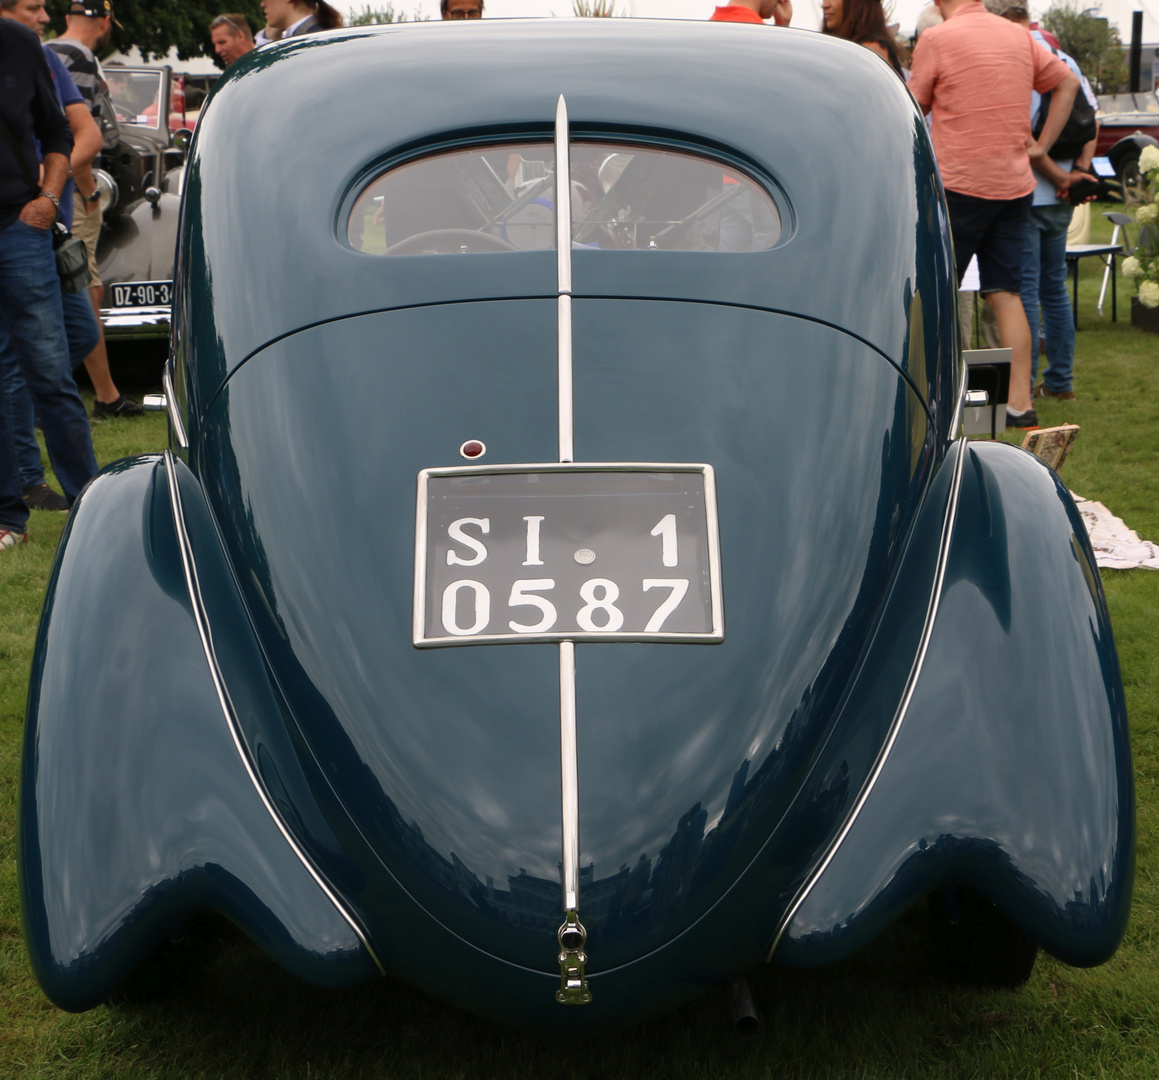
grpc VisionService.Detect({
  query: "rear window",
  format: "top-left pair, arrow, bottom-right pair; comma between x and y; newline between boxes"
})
347,141 -> 780,255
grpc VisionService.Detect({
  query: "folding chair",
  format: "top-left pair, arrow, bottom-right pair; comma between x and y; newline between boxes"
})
1100,212 -> 1136,317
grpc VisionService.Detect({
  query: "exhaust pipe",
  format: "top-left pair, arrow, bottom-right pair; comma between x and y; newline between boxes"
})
726,977 -> 760,1038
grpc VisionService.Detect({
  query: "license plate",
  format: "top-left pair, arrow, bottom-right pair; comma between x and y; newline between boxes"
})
108,280 -> 172,308
414,464 -> 723,647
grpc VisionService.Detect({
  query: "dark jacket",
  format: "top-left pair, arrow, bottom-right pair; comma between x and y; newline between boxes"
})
285,14 -> 320,36
0,19 -> 73,231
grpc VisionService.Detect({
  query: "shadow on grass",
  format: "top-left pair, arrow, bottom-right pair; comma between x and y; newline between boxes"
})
89,904 -> 1048,1080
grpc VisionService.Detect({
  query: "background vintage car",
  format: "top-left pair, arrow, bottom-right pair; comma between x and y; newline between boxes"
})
95,66 -> 215,340
20,21 -> 1133,1031
1095,90 -> 1159,203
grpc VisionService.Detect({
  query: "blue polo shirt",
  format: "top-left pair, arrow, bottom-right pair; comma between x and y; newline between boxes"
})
42,44 -> 83,228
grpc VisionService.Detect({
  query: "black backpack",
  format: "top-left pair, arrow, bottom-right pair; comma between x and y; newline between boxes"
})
45,40 -> 121,154
1032,47 -> 1098,162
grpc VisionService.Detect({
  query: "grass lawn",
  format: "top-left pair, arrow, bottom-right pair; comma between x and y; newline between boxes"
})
0,214 -> 1156,1078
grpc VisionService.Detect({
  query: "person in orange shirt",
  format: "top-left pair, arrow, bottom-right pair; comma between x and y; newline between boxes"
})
909,0 -> 1078,427
709,0 -> 791,25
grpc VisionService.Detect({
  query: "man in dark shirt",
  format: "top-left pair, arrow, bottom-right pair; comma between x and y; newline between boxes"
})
46,0 -> 144,419
0,18 -> 98,547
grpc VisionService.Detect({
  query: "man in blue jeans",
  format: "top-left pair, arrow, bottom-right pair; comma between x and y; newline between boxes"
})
0,18 -> 98,548
1,0 -> 103,513
987,0 -> 1098,400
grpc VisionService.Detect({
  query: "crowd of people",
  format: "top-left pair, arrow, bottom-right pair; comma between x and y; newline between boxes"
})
0,0 -> 1103,550
208,0 -> 482,65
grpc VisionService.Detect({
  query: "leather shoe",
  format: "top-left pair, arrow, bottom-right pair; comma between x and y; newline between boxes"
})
1034,383 -> 1075,400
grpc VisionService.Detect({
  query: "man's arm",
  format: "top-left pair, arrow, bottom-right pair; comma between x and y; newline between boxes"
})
19,150 -> 68,228
907,38 -> 935,116
65,101 -> 102,213
1032,152 -> 1093,192
771,0 -> 791,26
1027,70 -> 1078,164
19,38 -> 73,230
1073,128 -> 1098,174
1035,128 -> 1100,199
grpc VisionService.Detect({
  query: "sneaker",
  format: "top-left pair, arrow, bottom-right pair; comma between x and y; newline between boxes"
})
92,394 -> 146,420
1034,383 -> 1076,401
22,483 -> 69,512
1006,407 -> 1040,429
0,528 -> 29,550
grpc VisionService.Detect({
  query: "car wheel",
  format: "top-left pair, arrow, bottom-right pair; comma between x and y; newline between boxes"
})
108,915 -> 236,1003
1119,155 -> 1146,205
927,887 -> 1038,987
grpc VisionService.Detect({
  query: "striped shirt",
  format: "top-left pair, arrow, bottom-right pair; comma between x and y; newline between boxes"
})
45,38 -> 119,152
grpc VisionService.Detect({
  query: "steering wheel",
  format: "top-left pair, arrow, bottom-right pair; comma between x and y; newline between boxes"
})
384,229 -> 517,256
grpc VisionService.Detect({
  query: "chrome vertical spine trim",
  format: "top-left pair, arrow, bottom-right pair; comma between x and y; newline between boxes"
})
767,438 -> 968,960
554,94 -> 572,296
557,295 -> 573,462
162,450 -> 384,974
559,640 -> 580,912
555,95 -> 574,463
553,95 -> 589,1003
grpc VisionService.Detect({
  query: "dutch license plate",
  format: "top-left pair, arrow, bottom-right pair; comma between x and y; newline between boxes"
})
414,464 -> 723,647
108,280 -> 172,308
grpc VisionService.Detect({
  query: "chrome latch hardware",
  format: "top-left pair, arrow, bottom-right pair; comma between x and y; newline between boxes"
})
556,910 -> 592,1005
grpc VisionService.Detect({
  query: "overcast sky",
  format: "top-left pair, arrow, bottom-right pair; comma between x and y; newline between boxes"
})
337,0 -> 1159,39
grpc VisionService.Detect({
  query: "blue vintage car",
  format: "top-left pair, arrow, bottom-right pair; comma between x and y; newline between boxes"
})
21,20 -> 1133,1030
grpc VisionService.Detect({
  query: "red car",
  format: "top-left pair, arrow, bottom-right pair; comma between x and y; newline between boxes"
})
1096,91 -> 1159,201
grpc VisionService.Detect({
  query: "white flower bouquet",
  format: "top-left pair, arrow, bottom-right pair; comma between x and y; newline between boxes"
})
1122,146 -> 1159,308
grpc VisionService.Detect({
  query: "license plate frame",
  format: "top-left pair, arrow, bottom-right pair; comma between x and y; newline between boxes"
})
414,463 -> 723,647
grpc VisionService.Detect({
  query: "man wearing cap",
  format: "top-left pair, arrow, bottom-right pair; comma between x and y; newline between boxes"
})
47,0 -> 145,421
909,0 -> 1080,429
0,17 -> 98,547
210,13 -> 254,66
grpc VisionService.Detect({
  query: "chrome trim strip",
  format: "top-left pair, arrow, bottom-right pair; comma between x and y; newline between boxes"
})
558,294 -> 573,463
554,95 -> 572,297
413,467 -> 430,648
949,353 -> 968,439
412,461 -> 724,646
162,450 -> 384,974
702,463 -> 724,639
559,640 -> 580,912
419,461 -> 716,478
555,96 -> 574,463
767,438 -> 968,960
162,364 -> 189,450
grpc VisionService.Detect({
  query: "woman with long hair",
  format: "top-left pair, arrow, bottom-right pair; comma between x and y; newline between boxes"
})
820,0 -> 907,78
259,0 -> 344,40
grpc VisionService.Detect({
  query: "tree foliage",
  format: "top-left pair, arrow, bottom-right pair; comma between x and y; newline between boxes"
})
571,0 -> 624,14
45,0 -> 267,63
1041,1 -> 1129,95
348,4 -> 409,23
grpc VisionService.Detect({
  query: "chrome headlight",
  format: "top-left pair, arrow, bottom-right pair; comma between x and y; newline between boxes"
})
92,169 -> 118,215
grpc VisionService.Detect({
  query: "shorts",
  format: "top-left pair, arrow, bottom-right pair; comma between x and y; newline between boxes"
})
70,192 -> 102,288
944,190 -> 1032,296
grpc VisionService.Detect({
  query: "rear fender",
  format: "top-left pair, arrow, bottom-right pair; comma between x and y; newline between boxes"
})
19,454 -> 380,1010
775,441 -> 1134,968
